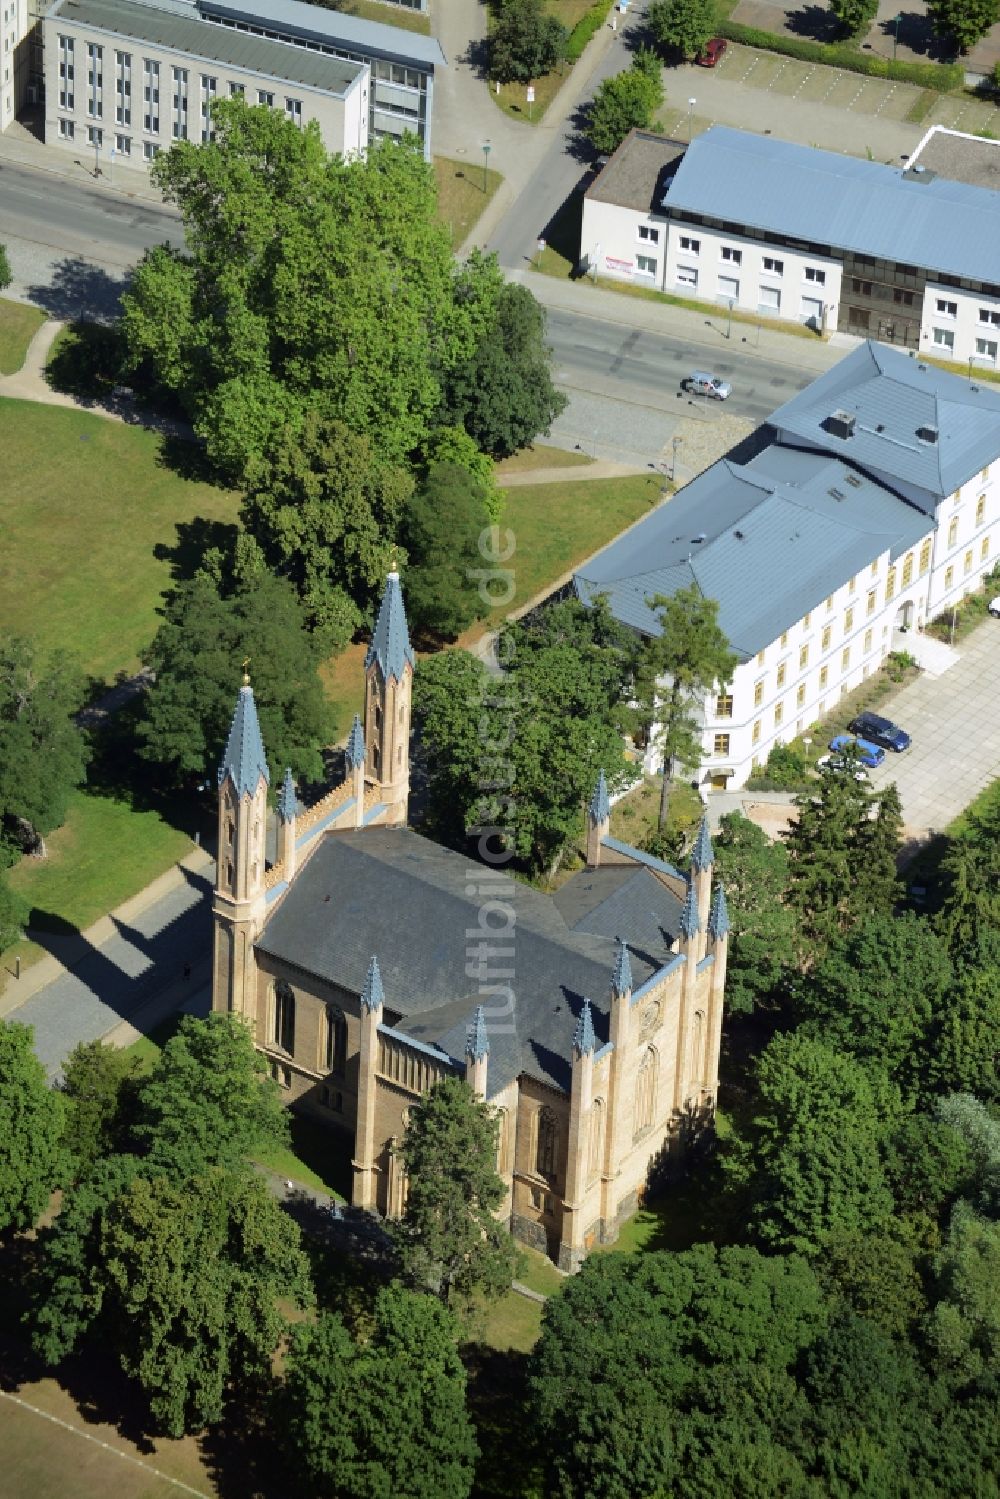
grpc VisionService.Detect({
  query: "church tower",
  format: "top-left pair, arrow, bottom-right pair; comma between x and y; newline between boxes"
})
364,570 -> 415,827
212,674 -> 269,1020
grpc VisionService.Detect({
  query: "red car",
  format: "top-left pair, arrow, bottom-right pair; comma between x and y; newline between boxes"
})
696,37 -> 727,67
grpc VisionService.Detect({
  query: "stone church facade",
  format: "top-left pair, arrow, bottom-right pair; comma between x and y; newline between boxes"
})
211,572 -> 730,1269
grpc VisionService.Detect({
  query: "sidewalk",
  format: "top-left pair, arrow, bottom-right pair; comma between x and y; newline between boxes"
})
0,118 -> 171,207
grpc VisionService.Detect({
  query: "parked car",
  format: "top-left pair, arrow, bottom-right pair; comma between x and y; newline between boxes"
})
696,37 -> 727,66
829,733 -> 886,770
686,371 -> 732,400
848,710 -> 910,753
989,595 -> 1000,618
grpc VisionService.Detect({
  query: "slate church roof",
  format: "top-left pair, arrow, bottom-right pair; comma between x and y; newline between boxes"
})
256,828 -> 683,1094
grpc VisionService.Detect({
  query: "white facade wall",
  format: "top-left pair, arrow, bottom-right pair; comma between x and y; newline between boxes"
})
0,0 -> 30,127
43,13 -> 368,172
920,282 -> 1000,370
580,195 -> 668,289
662,220 -> 842,332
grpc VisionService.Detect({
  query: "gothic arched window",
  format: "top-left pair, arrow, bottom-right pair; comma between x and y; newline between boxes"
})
692,1009 -> 706,1088
325,1006 -> 347,1074
588,1097 -> 605,1183
536,1106 -> 557,1179
634,1047 -> 658,1138
273,981 -> 295,1056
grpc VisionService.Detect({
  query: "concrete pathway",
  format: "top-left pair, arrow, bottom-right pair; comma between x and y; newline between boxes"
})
498,457 -> 646,485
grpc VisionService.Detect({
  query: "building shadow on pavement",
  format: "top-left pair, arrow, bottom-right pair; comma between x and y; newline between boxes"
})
27,256 -> 130,325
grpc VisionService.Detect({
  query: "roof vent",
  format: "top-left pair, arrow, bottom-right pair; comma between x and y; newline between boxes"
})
876,423 -> 885,433
828,486 -> 845,501
917,363 -> 927,371
824,409 -> 856,440
844,472 -> 862,488
916,424 -> 938,444
734,529 -> 745,540
692,532 -> 706,543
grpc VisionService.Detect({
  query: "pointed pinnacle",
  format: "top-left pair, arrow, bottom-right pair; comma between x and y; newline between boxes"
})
612,936 -> 633,997
691,812 -> 714,872
680,880 -> 701,940
573,998 -> 597,1057
590,769 -> 610,825
278,767 -> 297,824
360,954 -> 385,1013
345,713 -> 366,772
466,1005 -> 489,1061
708,883 -> 730,940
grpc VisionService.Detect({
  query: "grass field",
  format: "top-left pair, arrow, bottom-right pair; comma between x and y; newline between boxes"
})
0,399 -> 238,681
491,0 -> 597,124
343,0 -> 430,32
0,298 -> 47,375
434,156 -> 503,249
496,444 -> 594,475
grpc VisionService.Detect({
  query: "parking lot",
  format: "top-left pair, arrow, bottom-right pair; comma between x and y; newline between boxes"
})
717,44 -> 922,122
867,620 -> 1000,838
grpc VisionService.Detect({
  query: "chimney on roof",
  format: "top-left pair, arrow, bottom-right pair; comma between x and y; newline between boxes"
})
824,409 -> 856,440
916,424 -> 938,444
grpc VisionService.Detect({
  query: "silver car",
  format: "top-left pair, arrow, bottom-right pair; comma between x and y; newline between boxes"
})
687,371 -> 732,400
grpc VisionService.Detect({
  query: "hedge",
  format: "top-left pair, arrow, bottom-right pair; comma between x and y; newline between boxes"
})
713,22 -> 964,92
566,0 -> 615,62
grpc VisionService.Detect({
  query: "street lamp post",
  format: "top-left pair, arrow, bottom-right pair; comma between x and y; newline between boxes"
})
670,434 -> 682,482
726,297 -> 735,340
93,139 -> 100,178
893,11 -> 902,61
687,97 -> 696,140
481,139 -> 491,194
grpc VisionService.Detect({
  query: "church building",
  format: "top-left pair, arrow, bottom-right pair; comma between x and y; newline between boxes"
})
211,571 -> 730,1268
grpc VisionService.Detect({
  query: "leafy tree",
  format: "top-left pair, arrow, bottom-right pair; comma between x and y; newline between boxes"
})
0,242 -> 11,291
647,0 -> 716,57
926,1201 -> 1000,1382
283,1287 -> 478,1499
59,1039 -> 142,1177
925,963 -> 1000,1104
793,911 -> 952,1103
121,105 -> 489,480
240,413 -> 413,648
133,1013 -> 288,1176
639,586 -> 736,829
829,0 -> 878,36
402,463 -> 492,641
0,638 -> 89,861
816,1227 -> 927,1341
783,754 -> 900,954
743,1031 -> 896,1254
394,1076 -> 516,1304
936,788 -> 1000,961
0,872 -> 26,953
491,0 -> 567,85
883,1113 -> 972,1223
412,648 -> 494,848
926,0 -> 999,54
712,811 -> 796,1012
586,54 -> 665,157
423,424 -> 504,522
935,1092 -> 1000,1218
137,568 -> 333,787
0,1019 -> 66,1235
438,282 -> 566,459
528,1244 -> 827,1499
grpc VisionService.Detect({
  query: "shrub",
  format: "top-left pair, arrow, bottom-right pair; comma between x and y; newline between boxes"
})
713,22 -> 964,91
746,741 -> 812,792
565,0 -> 615,62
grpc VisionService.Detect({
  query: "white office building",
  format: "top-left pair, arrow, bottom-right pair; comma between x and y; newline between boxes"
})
575,341 -> 1000,791
581,125 -> 1000,367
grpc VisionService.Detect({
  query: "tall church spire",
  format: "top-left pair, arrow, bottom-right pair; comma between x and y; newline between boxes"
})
218,680 -> 269,796
365,570 -> 415,683
364,571 -> 415,827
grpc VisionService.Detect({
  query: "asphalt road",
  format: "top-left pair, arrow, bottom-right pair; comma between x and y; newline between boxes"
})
545,306 -> 814,424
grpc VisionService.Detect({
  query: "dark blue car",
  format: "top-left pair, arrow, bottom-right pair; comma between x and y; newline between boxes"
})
848,711 -> 911,753
829,734 -> 886,770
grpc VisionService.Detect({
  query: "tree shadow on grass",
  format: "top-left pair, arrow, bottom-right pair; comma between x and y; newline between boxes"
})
152,514 -> 241,586
462,1344 -> 539,1499
44,320 -> 125,402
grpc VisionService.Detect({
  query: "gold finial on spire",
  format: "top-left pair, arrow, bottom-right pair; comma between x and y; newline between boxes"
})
389,549 -> 398,577
242,657 -> 251,686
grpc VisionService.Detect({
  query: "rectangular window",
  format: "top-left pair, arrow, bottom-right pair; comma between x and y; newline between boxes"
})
893,288 -> 914,307
679,235 -> 700,253
59,117 -> 74,138
780,631 -> 789,647
976,338 -> 998,363
866,589 -> 876,616
115,132 -> 130,154
716,691 -> 733,719
676,265 -> 698,288
864,628 -> 873,653
636,255 -> 657,277
796,683 -> 806,708
982,537 -> 990,561
762,256 -> 783,275
977,494 -> 986,525
752,718 -> 761,745
721,246 -> 742,264
844,607 -> 854,632
848,575 -> 856,595
285,96 -> 302,127
713,733 -> 730,755
919,540 -> 931,574
759,284 -> 780,312
803,611 -> 811,628
983,467 -> 990,481
756,650 -> 765,665
87,124 -> 102,145
229,80 -> 245,96
841,647 -> 850,671
936,298 -> 958,317
948,517 -> 958,547
718,274 -> 739,301
902,553 -> 914,586
851,278 -> 873,296
885,567 -> 896,601
257,89 -> 274,106
819,665 -> 828,688
964,548 -> 973,574
754,680 -> 764,707
115,49 -> 130,126
637,224 -> 659,244
978,307 -> 1000,327
826,594 -> 834,611
870,561 -> 878,576
776,662 -> 787,688
821,625 -> 831,650
143,140 -> 159,160
945,564 -> 954,588
774,702 -> 783,727
933,327 -> 955,351
799,645 -> 808,669
804,266 -> 826,284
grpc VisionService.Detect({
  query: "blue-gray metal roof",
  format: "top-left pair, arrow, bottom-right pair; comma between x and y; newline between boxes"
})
218,684 -> 270,795
365,572 -> 415,682
575,446 -> 930,658
662,126 -> 1000,287
201,0 -> 446,68
769,340 -> 1000,502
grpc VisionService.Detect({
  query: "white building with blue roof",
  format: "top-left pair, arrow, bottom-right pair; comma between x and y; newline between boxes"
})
575,340 -> 1000,791
581,124 -> 1000,367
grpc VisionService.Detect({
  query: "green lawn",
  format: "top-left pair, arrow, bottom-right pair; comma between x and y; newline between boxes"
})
0,298 -> 47,375
434,156 -> 503,249
343,0 -> 430,32
467,1288 -> 545,1352
515,1244 -> 565,1296
496,444 -> 594,475
0,398 -> 239,680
